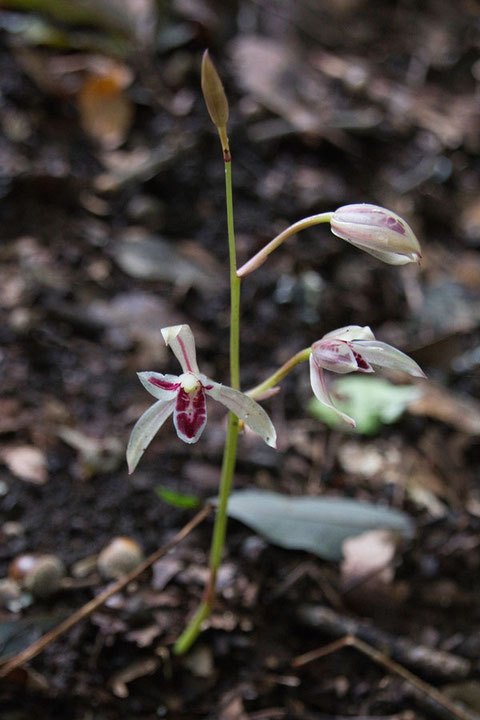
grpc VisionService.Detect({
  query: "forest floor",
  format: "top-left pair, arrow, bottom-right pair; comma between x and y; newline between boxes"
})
1,1 -> 480,718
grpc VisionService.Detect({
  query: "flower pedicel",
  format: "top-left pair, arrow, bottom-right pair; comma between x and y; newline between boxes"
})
237,203 -> 421,277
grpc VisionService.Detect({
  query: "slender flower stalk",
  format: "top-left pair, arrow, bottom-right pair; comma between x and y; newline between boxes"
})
237,212 -> 333,278
174,54 -> 242,654
246,347 -> 312,399
237,203 -> 422,278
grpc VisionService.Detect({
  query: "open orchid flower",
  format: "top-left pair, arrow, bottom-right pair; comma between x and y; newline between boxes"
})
127,325 -> 276,473
309,325 -> 425,427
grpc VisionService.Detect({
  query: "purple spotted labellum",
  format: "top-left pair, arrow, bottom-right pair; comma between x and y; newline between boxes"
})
127,325 -> 276,473
309,325 -> 425,426
330,204 -> 421,265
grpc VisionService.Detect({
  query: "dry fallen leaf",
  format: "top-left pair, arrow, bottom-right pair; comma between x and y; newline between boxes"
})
183,645 -> 215,679
86,290 -> 181,367
109,658 -> 159,698
125,624 -> 162,648
57,427 -> 123,478
340,529 -> 407,613
112,228 -> 223,293
77,62 -> 133,149
217,694 -> 249,720
2,446 -> 48,484
14,50 -> 134,149
409,383 -> 480,435
152,558 -> 183,591
406,465 -> 450,517
231,35 -> 324,134
341,529 -> 396,592
337,441 -> 385,478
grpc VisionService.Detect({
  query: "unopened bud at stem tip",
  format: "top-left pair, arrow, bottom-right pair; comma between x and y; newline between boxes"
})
201,50 -> 230,155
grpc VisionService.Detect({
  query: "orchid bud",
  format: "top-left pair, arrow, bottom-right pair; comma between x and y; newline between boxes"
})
330,204 -> 421,265
201,50 -> 230,158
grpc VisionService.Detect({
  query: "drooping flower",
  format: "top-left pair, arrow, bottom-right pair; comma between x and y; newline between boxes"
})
309,325 -> 425,426
127,325 -> 276,473
330,204 -> 421,265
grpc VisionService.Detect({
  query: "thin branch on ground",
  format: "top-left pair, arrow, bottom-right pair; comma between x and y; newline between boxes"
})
297,605 -> 470,680
292,634 -> 479,720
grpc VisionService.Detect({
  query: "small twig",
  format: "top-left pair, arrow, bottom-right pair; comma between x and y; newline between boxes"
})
0,504 -> 212,678
293,634 -> 350,667
292,634 -> 479,720
271,561 -> 343,610
297,605 -> 470,680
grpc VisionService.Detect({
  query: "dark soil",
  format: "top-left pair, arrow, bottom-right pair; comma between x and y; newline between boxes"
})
1,1 -> 480,718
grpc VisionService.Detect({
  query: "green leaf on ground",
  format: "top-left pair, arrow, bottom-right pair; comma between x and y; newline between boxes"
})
155,486 -> 201,510
308,376 -> 422,434
225,489 -> 413,561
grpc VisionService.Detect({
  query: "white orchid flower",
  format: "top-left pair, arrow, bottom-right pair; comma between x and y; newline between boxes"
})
309,325 -> 425,427
127,325 -> 276,473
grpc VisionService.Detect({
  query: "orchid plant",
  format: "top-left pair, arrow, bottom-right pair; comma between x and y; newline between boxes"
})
127,51 -> 425,654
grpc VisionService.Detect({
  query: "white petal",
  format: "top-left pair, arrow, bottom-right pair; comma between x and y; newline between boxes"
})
351,341 -> 426,377
353,244 -> 418,265
322,325 -> 375,342
126,398 -> 176,473
137,372 -> 180,400
206,380 -> 277,448
309,356 -> 356,427
161,325 -> 200,374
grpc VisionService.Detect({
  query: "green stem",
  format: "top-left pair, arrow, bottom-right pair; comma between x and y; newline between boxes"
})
208,412 -> 239,580
171,600 -> 210,654
226,160 -> 241,391
173,154 -> 240,655
237,212 -> 333,278
246,347 -> 312,399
